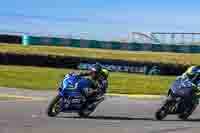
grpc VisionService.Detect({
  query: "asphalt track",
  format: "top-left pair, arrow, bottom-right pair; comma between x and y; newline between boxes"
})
1,88 -> 200,133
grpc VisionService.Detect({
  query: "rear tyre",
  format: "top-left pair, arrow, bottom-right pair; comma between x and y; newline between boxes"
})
78,111 -> 91,118
178,112 -> 190,120
47,95 -> 63,117
178,104 -> 197,120
78,104 -> 96,118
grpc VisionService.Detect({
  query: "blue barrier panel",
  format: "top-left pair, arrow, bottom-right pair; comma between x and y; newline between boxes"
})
128,43 -> 144,51
151,44 -> 165,52
190,45 -> 200,53
89,40 -> 102,48
111,41 -> 122,49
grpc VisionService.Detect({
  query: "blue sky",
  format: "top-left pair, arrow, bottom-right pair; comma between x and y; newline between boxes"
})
0,0 -> 200,40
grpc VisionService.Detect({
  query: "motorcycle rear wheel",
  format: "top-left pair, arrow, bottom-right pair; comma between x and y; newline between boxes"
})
178,103 -> 197,120
178,112 -> 191,120
78,103 -> 96,118
78,96 -> 104,118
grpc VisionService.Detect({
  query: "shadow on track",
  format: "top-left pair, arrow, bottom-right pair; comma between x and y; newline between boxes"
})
55,115 -> 200,122
183,118 -> 200,122
57,115 -> 154,121
152,118 -> 200,122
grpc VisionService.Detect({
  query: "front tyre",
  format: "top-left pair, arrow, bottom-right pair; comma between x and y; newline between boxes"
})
155,99 -> 172,120
47,95 -> 63,117
155,106 -> 168,120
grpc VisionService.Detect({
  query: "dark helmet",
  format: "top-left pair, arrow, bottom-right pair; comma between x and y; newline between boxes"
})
90,63 -> 102,73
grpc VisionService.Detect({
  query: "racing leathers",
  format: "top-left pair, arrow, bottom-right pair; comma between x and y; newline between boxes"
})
69,68 -> 109,98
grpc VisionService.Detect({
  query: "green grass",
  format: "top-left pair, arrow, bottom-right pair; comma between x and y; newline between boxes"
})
0,43 -> 199,65
0,97 -> 10,100
0,97 -> 17,101
0,65 -> 175,95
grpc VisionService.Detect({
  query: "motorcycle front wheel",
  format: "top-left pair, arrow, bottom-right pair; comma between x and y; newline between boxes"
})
155,98 -> 174,120
47,95 -> 63,117
155,106 -> 168,120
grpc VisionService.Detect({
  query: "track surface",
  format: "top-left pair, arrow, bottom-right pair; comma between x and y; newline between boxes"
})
1,88 -> 200,133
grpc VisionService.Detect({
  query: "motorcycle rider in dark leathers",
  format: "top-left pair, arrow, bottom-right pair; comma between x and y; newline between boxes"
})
169,66 -> 200,111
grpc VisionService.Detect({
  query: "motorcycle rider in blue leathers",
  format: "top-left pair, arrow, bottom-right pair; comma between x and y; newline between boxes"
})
68,63 -> 109,106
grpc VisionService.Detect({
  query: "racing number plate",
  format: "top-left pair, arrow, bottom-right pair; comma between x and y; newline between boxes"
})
71,99 -> 81,103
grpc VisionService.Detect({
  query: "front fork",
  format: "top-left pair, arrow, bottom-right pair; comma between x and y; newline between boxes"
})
58,88 -> 70,111
161,94 -> 178,114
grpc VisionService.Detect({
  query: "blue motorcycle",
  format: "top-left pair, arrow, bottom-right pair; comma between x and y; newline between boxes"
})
47,74 -> 105,118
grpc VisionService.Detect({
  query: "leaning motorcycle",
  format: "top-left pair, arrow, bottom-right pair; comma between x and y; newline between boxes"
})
155,78 -> 199,120
47,74 -> 104,118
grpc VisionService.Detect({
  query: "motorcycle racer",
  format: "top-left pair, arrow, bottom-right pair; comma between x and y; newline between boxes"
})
175,66 -> 200,106
68,63 -> 109,102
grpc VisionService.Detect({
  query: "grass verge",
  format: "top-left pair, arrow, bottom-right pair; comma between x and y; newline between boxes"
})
0,97 -> 11,100
0,96 -> 19,101
0,43 -> 199,65
0,65 -> 175,95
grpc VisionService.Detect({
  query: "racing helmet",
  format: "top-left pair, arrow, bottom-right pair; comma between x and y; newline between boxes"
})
101,69 -> 109,79
90,63 -> 102,74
